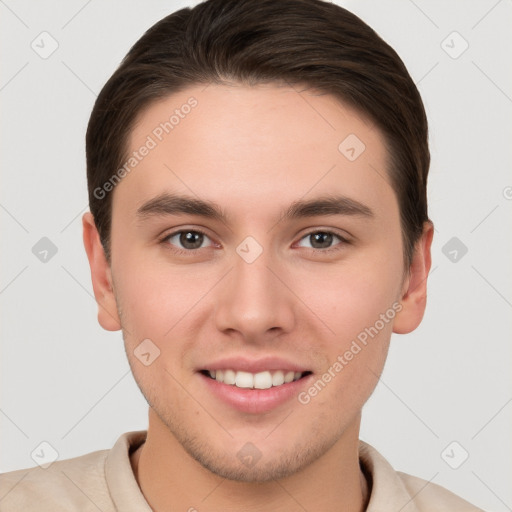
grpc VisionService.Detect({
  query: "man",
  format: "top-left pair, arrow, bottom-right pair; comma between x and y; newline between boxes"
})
0,0 -> 485,510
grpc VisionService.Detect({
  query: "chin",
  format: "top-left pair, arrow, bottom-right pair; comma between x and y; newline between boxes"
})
167,418 -> 339,483
186,442 -> 324,482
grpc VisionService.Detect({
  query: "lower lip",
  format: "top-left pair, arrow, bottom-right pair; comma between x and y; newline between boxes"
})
199,373 -> 313,414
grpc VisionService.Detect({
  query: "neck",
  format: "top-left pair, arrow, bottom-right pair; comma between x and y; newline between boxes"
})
131,409 -> 369,512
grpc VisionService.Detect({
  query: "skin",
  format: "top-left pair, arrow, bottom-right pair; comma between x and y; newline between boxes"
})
83,83 -> 433,512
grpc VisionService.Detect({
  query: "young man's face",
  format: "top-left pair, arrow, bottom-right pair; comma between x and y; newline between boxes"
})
84,83 -> 431,481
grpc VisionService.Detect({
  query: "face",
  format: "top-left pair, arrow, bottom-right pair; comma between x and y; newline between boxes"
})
85,83 -> 430,482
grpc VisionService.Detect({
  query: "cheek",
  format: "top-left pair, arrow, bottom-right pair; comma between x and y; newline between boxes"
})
295,256 -> 402,343
112,252 -> 211,339
297,284 -> 394,418
290,250 -> 401,406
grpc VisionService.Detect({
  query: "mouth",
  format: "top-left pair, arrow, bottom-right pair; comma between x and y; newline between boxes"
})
200,369 -> 312,389
197,357 -> 314,413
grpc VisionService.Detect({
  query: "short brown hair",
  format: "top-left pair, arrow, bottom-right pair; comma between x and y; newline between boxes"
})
86,0 -> 430,266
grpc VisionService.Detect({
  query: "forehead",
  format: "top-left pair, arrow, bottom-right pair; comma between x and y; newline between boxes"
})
113,83 -> 396,223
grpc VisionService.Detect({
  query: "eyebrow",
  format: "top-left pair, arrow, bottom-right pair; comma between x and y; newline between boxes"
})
136,192 -> 374,223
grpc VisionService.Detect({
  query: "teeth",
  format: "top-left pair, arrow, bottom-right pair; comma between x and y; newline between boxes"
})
235,371 -> 253,388
284,371 -> 295,383
272,371 -> 285,386
207,369 -> 305,389
223,369 -> 236,385
253,371 -> 272,390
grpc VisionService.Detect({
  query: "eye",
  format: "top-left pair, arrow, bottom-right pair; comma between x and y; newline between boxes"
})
296,231 -> 347,251
162,229 -> 214,252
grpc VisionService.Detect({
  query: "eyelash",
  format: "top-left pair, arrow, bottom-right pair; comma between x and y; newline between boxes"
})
159,228 -> 214,257
159,228 -> 350,256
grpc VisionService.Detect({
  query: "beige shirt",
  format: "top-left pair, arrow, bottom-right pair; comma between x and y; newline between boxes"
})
0,431 -> 484,511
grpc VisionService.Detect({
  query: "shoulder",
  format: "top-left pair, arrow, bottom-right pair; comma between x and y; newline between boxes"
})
0,448 -> 114,512
397,471 -> 486,512
359,440 -> 485,512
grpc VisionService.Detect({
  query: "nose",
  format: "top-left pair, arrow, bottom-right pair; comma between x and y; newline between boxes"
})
214,247 -> 296,343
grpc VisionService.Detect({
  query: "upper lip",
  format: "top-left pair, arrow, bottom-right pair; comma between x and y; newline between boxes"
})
198,356 -> 311,374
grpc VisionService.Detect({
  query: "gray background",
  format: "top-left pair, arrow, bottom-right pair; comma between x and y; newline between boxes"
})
1,1 -> 511,510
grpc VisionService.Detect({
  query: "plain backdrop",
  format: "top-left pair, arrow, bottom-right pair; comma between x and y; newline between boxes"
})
1,1 -> 511,510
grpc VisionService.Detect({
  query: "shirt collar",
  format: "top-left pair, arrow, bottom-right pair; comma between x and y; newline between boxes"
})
105,431 -> 421,512
359,440 -> 420,512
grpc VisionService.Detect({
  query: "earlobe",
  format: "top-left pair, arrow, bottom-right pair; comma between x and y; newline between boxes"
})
393,221 -> 434,335
82,212 -> 122,331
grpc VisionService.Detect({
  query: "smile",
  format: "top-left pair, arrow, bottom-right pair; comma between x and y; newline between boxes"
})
202,369 -> 311,389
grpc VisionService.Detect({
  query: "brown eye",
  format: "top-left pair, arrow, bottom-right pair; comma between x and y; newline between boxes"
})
297,231 -> 344,250
164,230 -> 212,251
180,231 -> 204,249
309,232 -> 334,249
297,231 -> 349,253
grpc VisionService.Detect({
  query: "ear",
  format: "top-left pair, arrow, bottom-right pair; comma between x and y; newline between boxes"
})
393,221 -> 434,334
82,212 -> 121,331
